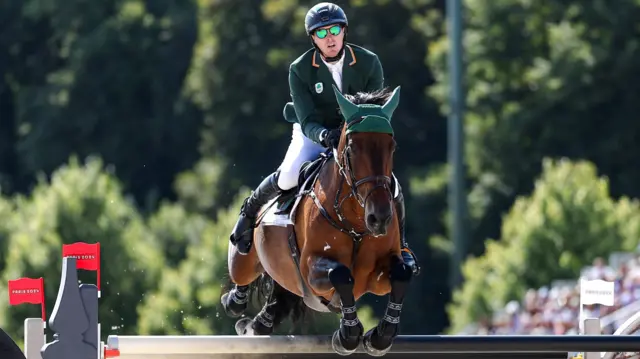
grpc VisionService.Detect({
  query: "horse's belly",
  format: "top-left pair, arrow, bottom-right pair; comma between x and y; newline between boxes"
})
255,224 -> 304,297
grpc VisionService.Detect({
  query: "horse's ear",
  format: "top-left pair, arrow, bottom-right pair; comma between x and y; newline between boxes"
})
332,84 -> 358,122
381,86 -> 401,120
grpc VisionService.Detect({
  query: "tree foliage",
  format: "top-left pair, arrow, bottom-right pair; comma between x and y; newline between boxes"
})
427,0 -> 640,256
137,191 -> 245,335
1,0 -> 202,209
0,157 -> 165,338
447,159 -> 640,333
0,197 -> 12,273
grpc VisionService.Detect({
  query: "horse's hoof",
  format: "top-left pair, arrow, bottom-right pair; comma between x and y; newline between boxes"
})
363,327 -> 392,357
235,318 -> 255,336
221,292 -> 246,318
250,312 -> 275,336
331,330 -> 357,356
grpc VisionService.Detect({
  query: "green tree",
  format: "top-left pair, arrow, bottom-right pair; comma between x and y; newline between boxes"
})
0,196 -> 12,273
146,201 -> 216,268
185,0 -> 300,209
173,158 -> 227,217
427,0 -> 640,255
447,158 -> 640,333
0,0 -> 63,194
0,156 -> 165,341
2,0 -> 203,209
396,164 -> 452,334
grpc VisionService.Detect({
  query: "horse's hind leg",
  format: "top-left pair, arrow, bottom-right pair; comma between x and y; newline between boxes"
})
363,255 -> 413,356
308,257 -> 364,356
234,275 -> 276,336
235,275 -> 303,336
222,237 -> 262,318
221,283 -> 250,318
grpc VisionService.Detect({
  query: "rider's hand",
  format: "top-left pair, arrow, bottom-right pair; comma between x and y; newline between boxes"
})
320,128 -> 341,149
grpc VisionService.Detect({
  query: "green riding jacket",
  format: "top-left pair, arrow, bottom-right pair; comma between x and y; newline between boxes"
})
282,43 -> 385,144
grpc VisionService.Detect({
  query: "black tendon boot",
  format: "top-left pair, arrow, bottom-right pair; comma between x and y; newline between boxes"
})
394,189 -> 421,276
230,171 -> 283,255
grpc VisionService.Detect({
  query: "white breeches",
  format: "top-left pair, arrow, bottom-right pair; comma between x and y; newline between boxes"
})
276,123 -> 401,198
277,123 -> 327,190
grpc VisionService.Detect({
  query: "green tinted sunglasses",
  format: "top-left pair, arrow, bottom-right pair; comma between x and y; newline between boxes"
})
315,25 -> 342,39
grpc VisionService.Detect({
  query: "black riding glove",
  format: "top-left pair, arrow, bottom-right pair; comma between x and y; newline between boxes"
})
319,128 -> 341,149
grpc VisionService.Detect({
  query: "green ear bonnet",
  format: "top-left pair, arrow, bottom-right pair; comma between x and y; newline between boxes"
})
331,84 -> 400,135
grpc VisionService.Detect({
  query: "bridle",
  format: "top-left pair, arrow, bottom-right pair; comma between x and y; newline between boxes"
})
307,117 -> 394,242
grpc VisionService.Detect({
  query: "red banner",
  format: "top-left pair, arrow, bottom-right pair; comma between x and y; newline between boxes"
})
8,277 -> 46,323
62,242 -> 101,292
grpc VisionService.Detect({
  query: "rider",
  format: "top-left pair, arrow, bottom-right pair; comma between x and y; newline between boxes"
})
229,2 -> 420,275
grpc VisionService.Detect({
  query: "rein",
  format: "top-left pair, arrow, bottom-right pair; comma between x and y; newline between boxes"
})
306,118 -> 393,243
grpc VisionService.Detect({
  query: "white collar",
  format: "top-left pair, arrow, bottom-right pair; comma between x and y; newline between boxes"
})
322,51 -> 345,69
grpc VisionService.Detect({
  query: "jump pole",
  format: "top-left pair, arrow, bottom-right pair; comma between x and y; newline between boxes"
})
105,334 -> 640,355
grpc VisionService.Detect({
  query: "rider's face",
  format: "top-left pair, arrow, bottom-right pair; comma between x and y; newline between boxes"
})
312,24 -> 345,59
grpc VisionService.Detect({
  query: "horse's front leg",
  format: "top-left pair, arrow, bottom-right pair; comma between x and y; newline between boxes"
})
308,256 -> 364,356
363,255 -> 413,356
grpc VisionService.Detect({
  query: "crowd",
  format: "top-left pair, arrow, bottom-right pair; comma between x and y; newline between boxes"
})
469,254 -> 640,335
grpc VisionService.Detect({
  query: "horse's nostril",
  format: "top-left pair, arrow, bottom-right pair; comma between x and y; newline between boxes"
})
367,213 -> 378,225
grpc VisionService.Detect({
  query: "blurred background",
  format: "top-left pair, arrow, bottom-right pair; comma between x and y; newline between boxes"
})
1,0 -> 640,345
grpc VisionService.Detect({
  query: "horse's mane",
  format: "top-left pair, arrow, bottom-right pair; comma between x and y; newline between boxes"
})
344,87 -> 394,106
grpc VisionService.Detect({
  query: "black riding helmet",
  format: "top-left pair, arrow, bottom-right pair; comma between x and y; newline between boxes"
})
305,2 -> 348,62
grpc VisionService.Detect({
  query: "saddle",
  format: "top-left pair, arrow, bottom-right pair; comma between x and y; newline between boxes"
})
274,150 -> 333,216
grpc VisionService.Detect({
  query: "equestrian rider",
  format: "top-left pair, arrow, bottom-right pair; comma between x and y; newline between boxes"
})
229,2 -> 420,275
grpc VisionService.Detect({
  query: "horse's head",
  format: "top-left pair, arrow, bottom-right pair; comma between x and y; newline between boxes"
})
331,85 -> 400,237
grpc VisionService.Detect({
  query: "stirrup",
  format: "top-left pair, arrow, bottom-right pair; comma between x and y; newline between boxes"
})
401,247 -> 420,275
401,247 -> 416,258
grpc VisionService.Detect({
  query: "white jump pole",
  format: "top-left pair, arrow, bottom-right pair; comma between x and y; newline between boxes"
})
106,334 -> 640,356
107,335 -> 332,355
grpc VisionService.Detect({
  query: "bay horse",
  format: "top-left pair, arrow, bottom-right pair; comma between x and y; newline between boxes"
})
222,85 -> 412,356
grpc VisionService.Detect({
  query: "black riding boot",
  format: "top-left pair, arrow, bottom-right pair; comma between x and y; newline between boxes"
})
394,188 -> 421,276
230,171 -> 283,255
